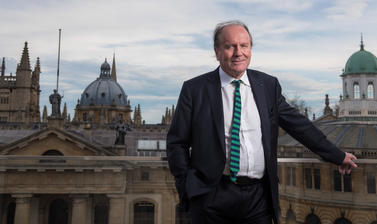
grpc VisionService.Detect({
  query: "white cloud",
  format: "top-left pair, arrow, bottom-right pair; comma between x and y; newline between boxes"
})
278,72 -> 341,95
230,0 -> 313,12
325,0 -> 367,20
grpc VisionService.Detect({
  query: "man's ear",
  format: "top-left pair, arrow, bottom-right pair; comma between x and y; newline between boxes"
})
214,47 -> 219,61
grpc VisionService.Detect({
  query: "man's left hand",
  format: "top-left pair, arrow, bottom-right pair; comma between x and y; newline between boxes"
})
338,152 -> 357,175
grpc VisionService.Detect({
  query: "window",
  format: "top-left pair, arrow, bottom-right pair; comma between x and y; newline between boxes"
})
138,140 -> 166,150
141,171 -> 149,181
334,170 -> 352,192
354,83 -> 360,99
94,204 -> 109,224
134,201 -> 154,224
344,173 -> 352,192
367,173 -> 376,194
305,168 -> 320,190
368,82 -> 374,99
286,167 -> 296,186
305,168 -> 312,189
334,171 -> 342,191
83,112 -> 87,121
0,97 -> 9,104
48,199 -> 69,224
305,213 -> 321,224
314,169 -> 320,189
40,150 -> 65,163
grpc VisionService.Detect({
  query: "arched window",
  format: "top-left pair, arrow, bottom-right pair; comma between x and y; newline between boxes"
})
42,150 -> 64,156
368,82 -> 374,99
40,150 -> 65,163
353,83 -> 360,99
134,201 -> 154,224
175,204 -> 191,224
334,217 -> 352,224
286,208 -> 296,224
83,112 -> 87,121
305,213 -> 321,224
48,199 -> 69,224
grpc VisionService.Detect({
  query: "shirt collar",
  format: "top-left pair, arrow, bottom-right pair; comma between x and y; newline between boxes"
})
219,67 -> 250,87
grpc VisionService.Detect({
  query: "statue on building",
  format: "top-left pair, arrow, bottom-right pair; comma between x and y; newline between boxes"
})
115,119 -> 131,145
49,89 -> 62,117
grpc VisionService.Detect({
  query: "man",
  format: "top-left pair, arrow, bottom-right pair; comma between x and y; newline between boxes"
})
167,21 -> 357,224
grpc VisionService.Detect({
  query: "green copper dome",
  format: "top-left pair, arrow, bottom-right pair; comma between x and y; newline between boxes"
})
343,40 -> 377,75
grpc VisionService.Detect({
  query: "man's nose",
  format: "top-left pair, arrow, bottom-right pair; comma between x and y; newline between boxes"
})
234,46 -> 242,56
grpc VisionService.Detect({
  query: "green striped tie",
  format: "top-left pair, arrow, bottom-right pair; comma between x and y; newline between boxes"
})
230,80 -> 241,182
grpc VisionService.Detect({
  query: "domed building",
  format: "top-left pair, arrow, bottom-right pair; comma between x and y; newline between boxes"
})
339,37 -> 377,120
73,56 -> 132,125
278,38 -> 377,224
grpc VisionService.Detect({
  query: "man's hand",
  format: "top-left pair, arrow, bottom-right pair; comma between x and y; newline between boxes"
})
338,152 -> 357,175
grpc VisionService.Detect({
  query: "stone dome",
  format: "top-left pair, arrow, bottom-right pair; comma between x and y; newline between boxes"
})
343,41 -> 377,75
80,59 -> 128,106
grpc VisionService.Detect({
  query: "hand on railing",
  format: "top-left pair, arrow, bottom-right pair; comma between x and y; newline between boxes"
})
339,152 -> 358,175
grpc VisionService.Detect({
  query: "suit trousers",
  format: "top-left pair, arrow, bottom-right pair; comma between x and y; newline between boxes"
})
189,176 -> 273,224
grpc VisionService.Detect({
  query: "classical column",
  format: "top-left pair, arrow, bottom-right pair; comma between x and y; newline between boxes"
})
70,194 -> 89,224
107,194 -> 126,224
13,194 -> 33,224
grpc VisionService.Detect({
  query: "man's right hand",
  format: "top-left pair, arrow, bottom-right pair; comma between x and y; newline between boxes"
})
338,152 -> 357,175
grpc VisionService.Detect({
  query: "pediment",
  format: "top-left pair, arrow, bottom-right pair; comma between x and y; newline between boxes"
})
0,127 -> 116,156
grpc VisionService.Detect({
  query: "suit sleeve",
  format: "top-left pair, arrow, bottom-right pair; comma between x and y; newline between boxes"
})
275,80 -> 345,165
167,81 -> 192,210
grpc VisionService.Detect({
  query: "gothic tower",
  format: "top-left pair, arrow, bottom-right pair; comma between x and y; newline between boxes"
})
0,42 -> 40,123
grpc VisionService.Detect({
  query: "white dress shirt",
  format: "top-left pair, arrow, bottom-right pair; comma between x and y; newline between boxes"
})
219,67 -> 265,179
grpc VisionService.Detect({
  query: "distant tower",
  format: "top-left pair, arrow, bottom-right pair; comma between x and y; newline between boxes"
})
42,105 -> 48,123
1,57 -> 5,78
161,105 -> 175,125
323,94 -> 333,116
0,42 -> 41,123
134,104 -> 142,126
62,102 -> 67,121
339,36 -> 377,120
111,53 -> 117,81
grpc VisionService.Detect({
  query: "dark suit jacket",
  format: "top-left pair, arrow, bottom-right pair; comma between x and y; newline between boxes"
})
167,68 -> 345,223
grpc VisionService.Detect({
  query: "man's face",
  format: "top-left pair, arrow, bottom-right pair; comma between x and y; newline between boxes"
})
215,25 -> 251,78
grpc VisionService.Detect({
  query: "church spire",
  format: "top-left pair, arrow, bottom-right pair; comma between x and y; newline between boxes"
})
1,57 -> 5,77
62,102 -> 67,120
360,33 -> 364,51
42,105 -> 48,123
18,42 -> 31,71
35,57 -> 41,72
111,53 -> 117,81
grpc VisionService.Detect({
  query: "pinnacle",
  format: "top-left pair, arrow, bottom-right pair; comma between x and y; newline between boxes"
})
19,42 -> 31,71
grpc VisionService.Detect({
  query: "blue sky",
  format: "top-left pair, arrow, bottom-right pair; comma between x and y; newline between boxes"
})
1,0 -> 377,123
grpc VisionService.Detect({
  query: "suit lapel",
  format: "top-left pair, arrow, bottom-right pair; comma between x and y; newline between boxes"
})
206,69 -> 226,155
247,70 -> 271,158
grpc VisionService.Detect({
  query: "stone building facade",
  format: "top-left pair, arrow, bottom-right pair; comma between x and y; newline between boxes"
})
1,39 -> 377,224
278,39 -> 377,224
0,44 -> 187,224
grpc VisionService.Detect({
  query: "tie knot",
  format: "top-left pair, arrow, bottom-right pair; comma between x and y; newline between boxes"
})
232,80 -> 241,88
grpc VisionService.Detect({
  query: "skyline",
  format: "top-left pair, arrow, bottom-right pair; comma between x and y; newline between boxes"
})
1,0 -> 377,123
